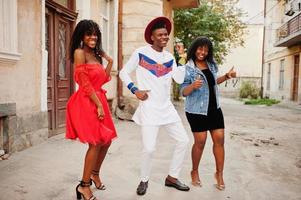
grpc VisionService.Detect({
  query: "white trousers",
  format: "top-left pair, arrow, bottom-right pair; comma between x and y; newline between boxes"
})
140,121 -> 189,182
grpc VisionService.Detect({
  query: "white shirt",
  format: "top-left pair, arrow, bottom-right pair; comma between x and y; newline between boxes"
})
120,45 -> 185,125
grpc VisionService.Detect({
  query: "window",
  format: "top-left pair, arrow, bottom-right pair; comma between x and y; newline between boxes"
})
279,59 -> 285,90
99,0 -> 116,70
267,63 -> 271,90
0,0 -> 21,65
100,0 -> 109,53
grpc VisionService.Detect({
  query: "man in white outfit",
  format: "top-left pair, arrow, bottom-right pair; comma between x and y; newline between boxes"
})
119,16 -> 190,195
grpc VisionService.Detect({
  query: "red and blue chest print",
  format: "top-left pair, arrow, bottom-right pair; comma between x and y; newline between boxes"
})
138,53 -> 173,77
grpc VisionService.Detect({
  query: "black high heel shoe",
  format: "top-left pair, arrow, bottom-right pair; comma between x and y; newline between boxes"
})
90,170 -> 106,190
76,180 -> 97,200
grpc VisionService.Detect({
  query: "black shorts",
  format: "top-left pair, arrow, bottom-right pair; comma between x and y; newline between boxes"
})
185,108 -> 225,132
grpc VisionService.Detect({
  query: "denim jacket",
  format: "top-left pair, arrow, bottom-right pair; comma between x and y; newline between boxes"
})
180,59 -> 220,115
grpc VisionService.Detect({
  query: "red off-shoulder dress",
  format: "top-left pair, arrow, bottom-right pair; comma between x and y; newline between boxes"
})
65,63 -> 117,145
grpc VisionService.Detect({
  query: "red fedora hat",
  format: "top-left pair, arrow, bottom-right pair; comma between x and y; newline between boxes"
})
144,16 -> 172,44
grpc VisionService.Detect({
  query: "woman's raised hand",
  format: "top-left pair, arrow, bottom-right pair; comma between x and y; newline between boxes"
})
226,66 -> 236,79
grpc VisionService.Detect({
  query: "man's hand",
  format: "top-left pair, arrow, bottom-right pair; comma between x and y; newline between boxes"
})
134,90 -> 149,101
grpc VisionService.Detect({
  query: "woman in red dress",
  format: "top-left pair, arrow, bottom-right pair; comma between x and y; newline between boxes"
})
66,19 -> 117,200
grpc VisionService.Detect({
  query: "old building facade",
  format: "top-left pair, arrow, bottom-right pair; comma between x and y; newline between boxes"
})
0,0 -> 119,153
0,0 -> 199,153
263,0 -> 301,103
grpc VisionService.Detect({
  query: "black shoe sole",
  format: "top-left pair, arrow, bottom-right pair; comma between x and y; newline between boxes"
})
137,192 -> 146,196
165,183 -> 190,191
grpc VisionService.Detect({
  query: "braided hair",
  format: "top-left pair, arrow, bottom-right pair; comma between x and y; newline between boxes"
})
69,19 -> 104,63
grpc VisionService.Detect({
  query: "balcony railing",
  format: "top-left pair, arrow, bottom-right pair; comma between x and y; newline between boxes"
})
275,12 -> 301,47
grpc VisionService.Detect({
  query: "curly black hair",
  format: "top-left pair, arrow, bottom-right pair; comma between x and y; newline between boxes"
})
69,19 -> 104,63
187,37 -> 215,64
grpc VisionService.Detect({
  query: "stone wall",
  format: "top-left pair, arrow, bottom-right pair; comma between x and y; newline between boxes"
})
0,103 -> 48,153
219,77 -> 261,98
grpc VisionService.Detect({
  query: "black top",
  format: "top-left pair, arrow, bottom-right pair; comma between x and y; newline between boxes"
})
202,68 -> 217,110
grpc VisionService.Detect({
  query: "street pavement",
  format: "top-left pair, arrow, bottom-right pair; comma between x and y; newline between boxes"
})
0,97 -> 300,200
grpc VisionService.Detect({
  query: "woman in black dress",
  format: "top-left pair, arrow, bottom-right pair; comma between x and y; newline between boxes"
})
180,37 -> 236,190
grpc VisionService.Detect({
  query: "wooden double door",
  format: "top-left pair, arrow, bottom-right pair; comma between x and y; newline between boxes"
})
46,0 -> 77,136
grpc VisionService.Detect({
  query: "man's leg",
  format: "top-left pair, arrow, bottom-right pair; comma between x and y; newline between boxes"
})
163,121 -> 190,191
164,121 -> 189,178
137,125 -> 159,195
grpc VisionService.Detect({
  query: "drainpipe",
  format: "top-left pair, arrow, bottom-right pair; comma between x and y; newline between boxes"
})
117,0 -> 123,108
260,0 -> 267,98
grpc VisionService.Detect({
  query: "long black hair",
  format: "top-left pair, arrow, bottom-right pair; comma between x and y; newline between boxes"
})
187,37 -> 215,64
69,19 -> 104,63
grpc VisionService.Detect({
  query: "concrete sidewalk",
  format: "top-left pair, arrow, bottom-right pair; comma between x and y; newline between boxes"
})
0,98 -> 300,200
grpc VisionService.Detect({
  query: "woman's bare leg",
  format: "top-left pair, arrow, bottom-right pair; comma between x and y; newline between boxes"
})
79,144 -> 100,198
210,129 -> 225,188
91,142 -> 111,188
191,131 -> 207,185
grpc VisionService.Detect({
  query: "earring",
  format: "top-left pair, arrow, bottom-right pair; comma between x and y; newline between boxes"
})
80,41 -> 83,48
